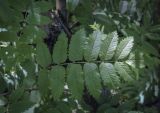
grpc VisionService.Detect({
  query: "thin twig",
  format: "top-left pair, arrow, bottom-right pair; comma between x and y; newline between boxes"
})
49,59 -> 145,67
0,92 -> 10,96
0,88 -> 38,96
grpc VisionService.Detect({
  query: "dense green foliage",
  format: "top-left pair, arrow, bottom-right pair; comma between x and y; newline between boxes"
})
0,0 -> 160,113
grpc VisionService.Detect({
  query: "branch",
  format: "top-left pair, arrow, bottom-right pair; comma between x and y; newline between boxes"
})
54,12 -> 72,38
0,92 -> 10,96
48,59 -> 145,67
0,88 -> 38,96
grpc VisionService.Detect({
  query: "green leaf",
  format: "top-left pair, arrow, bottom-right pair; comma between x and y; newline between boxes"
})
34,1 -> 52,12
67,64 -> 84,99
145,33 -> 160,40
21,59 -> 35,76
104,108 -> 118,113
0,107 -> 5,113
0,96 -> 7,107
56,102 -> 72,113
128,111 -> 143,113
115,37 -> 134,60
27,13 -> 51,25
46,108 -> 61,113
99,31 -> 118,60
0,76 -> 7,93
21,25 -> 46,42
36,41 -> 51,68
0,31 -> 17,41
149,24 -> 160,33
9,87 -> 25,102
99,63 -> 120,88
30,90 -> 41,103
74,0 -> 92,25
69,29 -> 86,61
9,98 -> 33,113
84,63 -> 102,99
115,62 -> 134,82
0,0 -> 17,25
8,0 -> 30,11
52,33 -> 68,64
67,0 -> 80,11
141,41 -> 159,56
38,69 -> 49,96
16,43 -> 33,61
49,66 -> 65,100
84,30 -> 102,61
